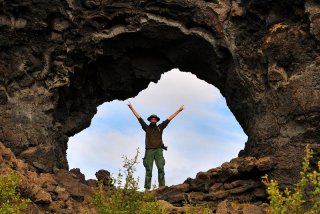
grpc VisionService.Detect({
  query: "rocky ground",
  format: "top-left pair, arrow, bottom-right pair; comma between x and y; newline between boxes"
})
0,142 -> 97,213
0,142 -> 273,213
154,156 -> 274,213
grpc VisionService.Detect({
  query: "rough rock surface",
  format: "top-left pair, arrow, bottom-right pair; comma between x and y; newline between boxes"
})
154,156 -> 274,212
95,169 -> 114,187
0,142 -> 97,213
215,200 -> 268,214
0,0 -> 320,208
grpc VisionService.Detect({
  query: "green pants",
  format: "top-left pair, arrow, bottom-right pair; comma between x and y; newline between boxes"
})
142,148 -> 165,189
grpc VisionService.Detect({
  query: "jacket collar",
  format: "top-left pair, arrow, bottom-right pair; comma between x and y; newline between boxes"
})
149,122 -> 157,127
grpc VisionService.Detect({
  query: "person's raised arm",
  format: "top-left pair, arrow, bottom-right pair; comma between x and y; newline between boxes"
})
128,101 -> 148,131
127,101 -> 141,119
167,105 -> 184,121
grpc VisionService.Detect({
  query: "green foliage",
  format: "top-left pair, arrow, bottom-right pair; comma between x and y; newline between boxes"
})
92,148 -> 166,214
262,144 -> 320,214
0,171 -> 30,214
183,194 -> 213,214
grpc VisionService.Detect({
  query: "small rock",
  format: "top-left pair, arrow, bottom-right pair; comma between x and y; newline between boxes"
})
228,185 -> 254,195
230,0 -> 245,17
33,188 -> 52,204
53,168 -> 94,200
70,168 -> 86,183
207,167 -> 222,174
189,179 -> 206,192
95,169 -> 112,186
226,180 -> 260,189
166,193 -> 185,203
227,180 -> 261,195
267,64 -> 288,89
171,183 -> 190,192
223,182 -> 234,190
209,183 -> 223,192
210,190 -> 229,199
52,19 -> 69,31
242,204 -> 265,214
86,179 -> 97,187
0,143 -> 14,160
252,188 -> 267,198
238,157 -> 256,172
20,147 -> 38,157
50,32 -> 63,41
0,16 -> 26,29
255,157 -> 275,171
70,194 -> 84,203
183,177 -> 193,184
32,161 -> 48,172
233,193 -> 254,202
218,162 -> 239,182
216,200 -> 234,214
188,192 -> 206,202
196,172 -> 211,180
157,200 -> 190,213
55,186 -> 70,201
14,18 -> 27,29
44,183 -> 57,192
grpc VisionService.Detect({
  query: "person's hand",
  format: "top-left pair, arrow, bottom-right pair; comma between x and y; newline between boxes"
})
178,105 -> 184,112
128,101 -> 133,109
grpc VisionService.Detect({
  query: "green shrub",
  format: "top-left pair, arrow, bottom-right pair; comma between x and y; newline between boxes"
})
262,144 -> 320,214
0,171 -> 30,214
92,148 -> 165,214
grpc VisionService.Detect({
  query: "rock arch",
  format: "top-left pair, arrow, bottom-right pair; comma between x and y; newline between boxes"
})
0,0 -> 319,188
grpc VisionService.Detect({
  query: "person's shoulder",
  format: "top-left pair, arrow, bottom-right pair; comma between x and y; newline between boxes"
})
159,119 -> 170,126
163,118 -> 170,123
138,117 -> 147,124
138,117 -> 146,121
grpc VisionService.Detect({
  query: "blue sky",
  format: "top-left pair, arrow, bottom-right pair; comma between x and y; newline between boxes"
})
67,68 -> 247,190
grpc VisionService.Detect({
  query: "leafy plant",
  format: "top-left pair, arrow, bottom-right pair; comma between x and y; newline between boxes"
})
262,144 -> 320,214
92,148 -> 165,214
0,171 -> 30,213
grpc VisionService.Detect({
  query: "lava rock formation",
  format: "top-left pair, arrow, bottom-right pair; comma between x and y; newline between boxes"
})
0,0 -> 320,210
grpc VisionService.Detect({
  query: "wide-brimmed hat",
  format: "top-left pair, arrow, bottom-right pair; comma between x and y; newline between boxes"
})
147,114 -> 160,122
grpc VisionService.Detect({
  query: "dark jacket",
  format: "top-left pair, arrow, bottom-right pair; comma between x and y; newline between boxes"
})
138,117 -> 170,149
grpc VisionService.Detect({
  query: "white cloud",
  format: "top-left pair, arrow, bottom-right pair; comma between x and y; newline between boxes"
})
68,128 -> 143,166
127,69 -> 222,114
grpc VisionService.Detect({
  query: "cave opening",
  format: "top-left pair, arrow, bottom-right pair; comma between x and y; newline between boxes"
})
66,68 -> 247,189
51,20 -> 253,187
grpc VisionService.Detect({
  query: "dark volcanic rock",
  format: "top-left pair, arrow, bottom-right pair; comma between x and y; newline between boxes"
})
95,169 -> 113,187
70,168 -> 86,183
154,156 -> 273,209
0,0 -> 319,211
